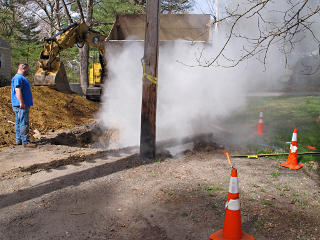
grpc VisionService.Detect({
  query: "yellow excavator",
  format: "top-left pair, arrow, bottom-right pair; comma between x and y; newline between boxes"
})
33,22 -> 106,100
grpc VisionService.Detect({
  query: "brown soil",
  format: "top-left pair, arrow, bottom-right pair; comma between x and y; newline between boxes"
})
0,86 -> 99,147
0,86 -> 319,240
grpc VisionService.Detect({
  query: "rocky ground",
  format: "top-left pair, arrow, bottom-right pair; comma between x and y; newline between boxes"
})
0,128 -> 319,240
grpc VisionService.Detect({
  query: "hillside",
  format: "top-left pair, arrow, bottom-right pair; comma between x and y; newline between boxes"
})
0,86 -> 99,147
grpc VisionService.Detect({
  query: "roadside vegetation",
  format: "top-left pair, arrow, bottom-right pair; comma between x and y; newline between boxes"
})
234,96 -> 320,163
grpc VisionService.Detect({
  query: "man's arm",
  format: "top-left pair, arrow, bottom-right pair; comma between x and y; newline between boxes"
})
15,87 -> 25,109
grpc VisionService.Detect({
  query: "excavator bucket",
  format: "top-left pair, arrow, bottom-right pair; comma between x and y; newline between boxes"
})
33,62 -> 72,93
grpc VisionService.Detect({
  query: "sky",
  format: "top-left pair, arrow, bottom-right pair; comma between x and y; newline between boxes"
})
193,0 -> 212,14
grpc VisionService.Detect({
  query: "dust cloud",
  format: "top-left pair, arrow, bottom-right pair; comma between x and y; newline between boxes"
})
98,1 -> 320,149
98,40 -> 282,148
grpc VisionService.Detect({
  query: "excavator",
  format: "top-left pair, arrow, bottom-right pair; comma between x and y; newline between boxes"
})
33,22 -> 106,100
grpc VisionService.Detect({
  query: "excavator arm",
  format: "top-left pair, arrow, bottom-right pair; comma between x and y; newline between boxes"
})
34,22 -> 106,93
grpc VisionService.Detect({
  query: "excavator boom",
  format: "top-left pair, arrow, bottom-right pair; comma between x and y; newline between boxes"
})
33,22 -> 106,95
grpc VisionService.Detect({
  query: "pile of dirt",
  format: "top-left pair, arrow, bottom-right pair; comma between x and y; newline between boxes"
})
0,86 -> 99,147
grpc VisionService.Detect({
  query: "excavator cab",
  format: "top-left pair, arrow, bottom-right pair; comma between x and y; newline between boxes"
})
89,63 -> 102,85
86,53 -> 105,101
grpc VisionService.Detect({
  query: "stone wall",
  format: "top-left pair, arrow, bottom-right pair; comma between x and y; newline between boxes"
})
0,46 -> 12,86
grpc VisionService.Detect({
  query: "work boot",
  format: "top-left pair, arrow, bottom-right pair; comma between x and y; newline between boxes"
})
15,142 -> 22,146
23,143 -> 37,148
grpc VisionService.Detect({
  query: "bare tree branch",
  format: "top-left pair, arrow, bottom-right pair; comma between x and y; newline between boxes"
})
61,0 -> 73,24
76,0 -> 85,22
194,0 -> 320,69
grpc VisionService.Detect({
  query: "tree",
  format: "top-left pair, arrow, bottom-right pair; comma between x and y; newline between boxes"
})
132,0 -> 194,13
0,0 -> 16,37
94,0 -> 144,34
160,0 -> 194,13
195,0 -> 320,69
0,0 -> 41,75
0,0 -> 39,39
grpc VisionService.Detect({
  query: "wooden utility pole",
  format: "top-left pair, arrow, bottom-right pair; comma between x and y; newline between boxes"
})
140,0 -> 160,159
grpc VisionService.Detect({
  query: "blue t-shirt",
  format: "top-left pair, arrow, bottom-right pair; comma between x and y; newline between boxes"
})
11,73 -> 33,107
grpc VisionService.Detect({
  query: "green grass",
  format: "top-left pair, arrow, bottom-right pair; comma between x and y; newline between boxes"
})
271,170 -> 280,178
204,185 -> 223,191
181,212 -> 188,217
226,96 -> 320,163
208,192 -> 217,197
275,185 -> 282,191
161,189 -> 173,196
261,200 -> 273,207
291,198 -> 306,207
260,188 -> 266,193
211,203 -> 218,209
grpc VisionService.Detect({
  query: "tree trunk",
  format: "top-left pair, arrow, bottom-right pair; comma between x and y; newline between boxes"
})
54,0 -> 61,29
78,0 -> 93,95
86,0 -> 94,26
79,45 -> 89,95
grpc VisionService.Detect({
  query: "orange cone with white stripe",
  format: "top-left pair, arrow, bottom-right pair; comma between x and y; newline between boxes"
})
281,129 -> 304,170
209,168 -> 255,240
254,110 -> 264,135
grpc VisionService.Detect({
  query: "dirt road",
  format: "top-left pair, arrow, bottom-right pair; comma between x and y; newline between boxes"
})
0,137 -> 319,240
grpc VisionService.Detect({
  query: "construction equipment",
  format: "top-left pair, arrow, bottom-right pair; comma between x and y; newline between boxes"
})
33,22 -> 106,100
89,62 -> 103,86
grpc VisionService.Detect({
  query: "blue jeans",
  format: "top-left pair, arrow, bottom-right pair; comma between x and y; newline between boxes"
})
12,106 -> 30,144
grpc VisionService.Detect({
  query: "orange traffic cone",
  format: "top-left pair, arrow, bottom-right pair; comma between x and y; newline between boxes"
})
209,168 -> 255,240
281,128 -> 304,170
254,110 -> 264,135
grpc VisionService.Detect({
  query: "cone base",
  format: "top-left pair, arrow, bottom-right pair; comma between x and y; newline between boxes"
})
281,162 -> 304,170
209,229 -> 255,240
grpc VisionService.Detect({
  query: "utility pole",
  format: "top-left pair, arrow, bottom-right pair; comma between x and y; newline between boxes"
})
140,0 -> 160,159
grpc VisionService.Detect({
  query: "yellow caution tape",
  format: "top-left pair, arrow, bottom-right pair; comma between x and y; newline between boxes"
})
142,62 -> 158,85
248,155 -> 258,159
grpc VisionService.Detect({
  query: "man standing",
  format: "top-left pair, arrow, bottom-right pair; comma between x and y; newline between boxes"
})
11,63 -> 36,147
